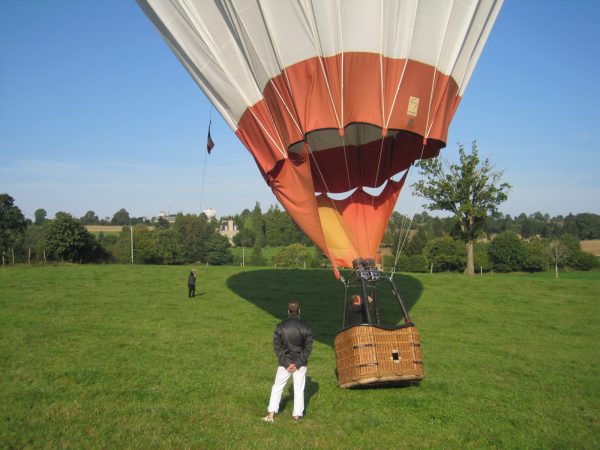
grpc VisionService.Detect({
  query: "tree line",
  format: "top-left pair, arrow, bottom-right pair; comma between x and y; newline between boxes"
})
1,191 -> 598,272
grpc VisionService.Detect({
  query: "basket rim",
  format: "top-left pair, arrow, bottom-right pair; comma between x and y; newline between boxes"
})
336,322 -> 416,337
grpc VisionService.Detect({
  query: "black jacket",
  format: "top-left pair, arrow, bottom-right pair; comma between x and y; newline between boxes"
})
348,304 -> 364,325
273,316 -> 313,368
188,272 -> 196,286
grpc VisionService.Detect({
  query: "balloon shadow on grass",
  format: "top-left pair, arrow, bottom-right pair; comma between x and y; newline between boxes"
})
226,269 -> 423,348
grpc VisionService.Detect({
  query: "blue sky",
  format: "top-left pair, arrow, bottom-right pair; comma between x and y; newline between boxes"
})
1,1 -> 598,221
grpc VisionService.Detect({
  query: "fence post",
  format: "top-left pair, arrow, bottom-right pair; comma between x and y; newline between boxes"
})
28,248 -> 31,264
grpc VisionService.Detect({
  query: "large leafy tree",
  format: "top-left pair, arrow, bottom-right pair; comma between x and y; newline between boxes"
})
80,210 -> 99,225
264,204 -> 297,247
172,214 -> 213,262
488,231 -> 526,272
205,233 -> 233,265
248,202 -> 267,247
424,236 -> 466,272
34,208 -> 48,226
0,194 -> 27,254
111,208 -> 130,225
233,227 -> 256,248
44,212 -> 104,262
412,142 -> 511,275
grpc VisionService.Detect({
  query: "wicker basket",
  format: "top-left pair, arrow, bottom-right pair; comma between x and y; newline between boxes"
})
334,323 -> 424,388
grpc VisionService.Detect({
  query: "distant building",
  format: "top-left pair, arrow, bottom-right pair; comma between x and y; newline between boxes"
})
202,208 -> 216,219
156,211 -> 177,223
219,219 -> 238,243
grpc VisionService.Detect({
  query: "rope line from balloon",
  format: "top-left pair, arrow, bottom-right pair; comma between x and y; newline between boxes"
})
390,1 -> 456,277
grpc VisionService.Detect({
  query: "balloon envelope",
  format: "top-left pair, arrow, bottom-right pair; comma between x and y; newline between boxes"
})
138,0 -> 503,274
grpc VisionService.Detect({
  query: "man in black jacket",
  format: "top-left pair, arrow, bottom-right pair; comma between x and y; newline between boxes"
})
262,301 -> 313,422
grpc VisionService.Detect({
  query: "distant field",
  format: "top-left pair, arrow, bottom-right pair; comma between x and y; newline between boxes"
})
1,266 -> 598,448
85,225 -> 123,234
85,225 -> 155,236
581,239 -> 600,256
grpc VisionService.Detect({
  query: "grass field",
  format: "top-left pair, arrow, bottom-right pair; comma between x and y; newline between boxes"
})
229,246 -> 283,263
1,265 -> 598,449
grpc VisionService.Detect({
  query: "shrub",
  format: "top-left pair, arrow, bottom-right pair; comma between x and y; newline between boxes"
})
382,254 -> 395,272
425,236 -> 466,272
273,243 -> 312,268
523,238 -> 550,272
308,247 -> 328,268
571,251 -> 600,271
409,254 -> 429,272
488,231 -> 526,272
248,246 -> 268,266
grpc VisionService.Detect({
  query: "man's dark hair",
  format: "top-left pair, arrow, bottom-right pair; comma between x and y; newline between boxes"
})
288,302 -> 300,316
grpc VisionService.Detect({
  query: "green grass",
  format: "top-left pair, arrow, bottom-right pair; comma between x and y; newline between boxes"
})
229,246 -> 283,263
1,265 -> 599,449
90,231 -> 121,237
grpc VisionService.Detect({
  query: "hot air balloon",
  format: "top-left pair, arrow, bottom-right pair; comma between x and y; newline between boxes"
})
137,0 -> 503,387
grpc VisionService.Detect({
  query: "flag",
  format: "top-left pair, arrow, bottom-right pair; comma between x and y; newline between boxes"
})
207,121 -> 215,154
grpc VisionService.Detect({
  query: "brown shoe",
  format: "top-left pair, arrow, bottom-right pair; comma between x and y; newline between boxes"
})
292,416 -> 301,421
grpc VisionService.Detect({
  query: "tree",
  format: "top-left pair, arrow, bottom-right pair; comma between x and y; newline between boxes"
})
523,238 -> 550,272
248,245 -> 268,266
205,233 -> 233,265
412,142 -> 511,275
23,224 -> 46,262
0,194 -> 27,256
44,212 -> 105,262
264,204 -> 297,246
408,254 -> 429,272
80,210 -> 99,225
172,214 -> 213,263
559,234 -> 581,267
473,242 -> 491,273
488,231 -> 526,272
34,208 -> 48,226
233,227 -> 256,248
571,251 -> 599,271
273,243 -> 312,268
405,226 -> 429,256
155,229 -> 186,264
247,202 -> 267,247
155,216 -> 171,229
572,213 -> 600,239
548,239 -> 567,279
424,237 -> 466,272
111,208 -> 130,225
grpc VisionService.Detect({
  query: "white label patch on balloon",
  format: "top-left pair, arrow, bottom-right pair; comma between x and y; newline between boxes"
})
407,96 -> 420,117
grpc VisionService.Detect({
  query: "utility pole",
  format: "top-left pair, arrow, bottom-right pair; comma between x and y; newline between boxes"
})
130,226 -> 134,263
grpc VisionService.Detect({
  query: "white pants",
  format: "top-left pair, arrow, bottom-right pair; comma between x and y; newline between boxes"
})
267,366 -> 307,417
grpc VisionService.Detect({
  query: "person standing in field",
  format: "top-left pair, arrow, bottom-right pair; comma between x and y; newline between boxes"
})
263,301 -> 313,423
187,269 -> 196,298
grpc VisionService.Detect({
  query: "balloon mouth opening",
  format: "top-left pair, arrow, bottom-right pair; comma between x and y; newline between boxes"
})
316,170 -> 409,201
